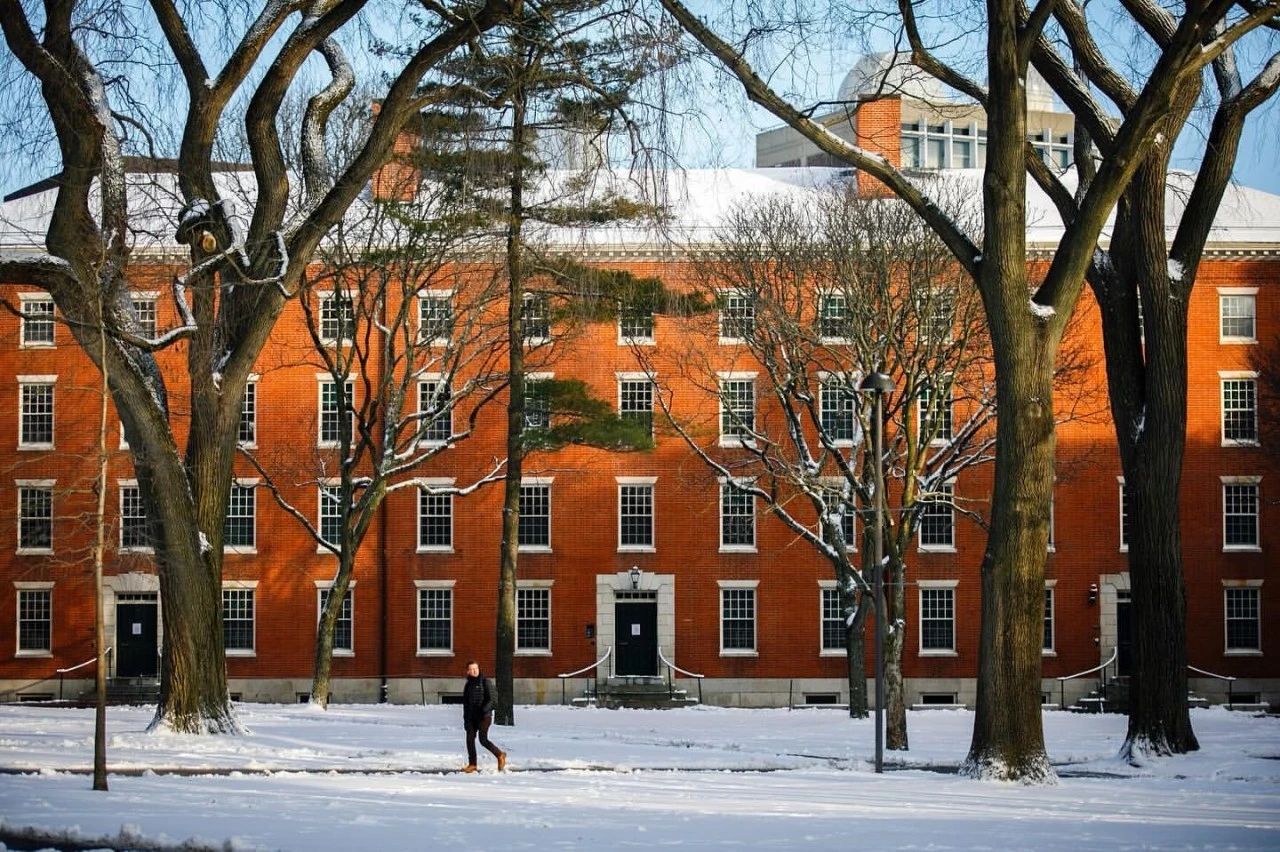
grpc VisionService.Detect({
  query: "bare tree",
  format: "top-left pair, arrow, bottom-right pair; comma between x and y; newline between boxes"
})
0,0 -> 514,733
653,0 -> 1275,780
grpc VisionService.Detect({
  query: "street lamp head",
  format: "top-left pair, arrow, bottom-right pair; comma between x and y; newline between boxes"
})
859,371 -> 895,394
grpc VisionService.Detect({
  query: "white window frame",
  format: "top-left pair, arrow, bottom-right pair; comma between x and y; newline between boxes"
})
717,372 -> 757,447
317,479 -> 342,554
523,371 -> 554,431
238,374 -> 259,449
1219,371 -> 1259,447
617,373 -> 655,440
719,477 -> 757,553
316,580 -> 355,657
415,579 -> 456,656
918,579 -> 959,656
717,580 -> 759,656
416,478 -> 455,553
316,374 -> 355,449
818,580 -> 845,657
918,381 -> 954,447
817,477 -> 857,553
1118,476 -> 1129,553
618,303 -> 655,345
816,291 -> 850,344
318,289 -> 355,345
717,290 -> 754,344
118,479 -> 153,554
130,291 -> 160,340
515,579 -> 554,656
417,289 -> 454,346
1222,580 -> 1263,656
522,292 -> 551,344
19,293 -> 55,349
221,580 -> 258,657
417,375 -> 453,448
223,478 -> 258,554
1217,287 -> 1257,344
14,581 -> 54,657
16,479 -> 55,555
818,373 -> 857,447
616,476 -> 657,553
917,480 -> 956,552
517,477 -> 553,553
1042,581 -> 1057,656
1221,475 -> 1262,552
17,375 -> 56,450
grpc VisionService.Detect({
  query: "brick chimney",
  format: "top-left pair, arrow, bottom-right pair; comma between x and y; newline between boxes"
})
370,102 -> 421,203
854,95 -> 901,198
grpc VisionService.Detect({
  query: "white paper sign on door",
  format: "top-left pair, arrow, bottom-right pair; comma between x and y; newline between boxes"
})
631,624 -> 641,636
132,623 -> 142,635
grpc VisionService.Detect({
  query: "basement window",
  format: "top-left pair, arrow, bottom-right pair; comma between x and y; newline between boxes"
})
919,693 -> 957,705
803,693 -> 839,706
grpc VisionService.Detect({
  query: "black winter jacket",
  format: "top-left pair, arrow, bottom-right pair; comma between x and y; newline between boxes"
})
462,674 -> 495,723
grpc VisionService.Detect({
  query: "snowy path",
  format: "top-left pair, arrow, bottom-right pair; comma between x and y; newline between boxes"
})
1,705 -> 1277,850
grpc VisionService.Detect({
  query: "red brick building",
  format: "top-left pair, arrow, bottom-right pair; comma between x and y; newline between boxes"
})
2,135 -> 1276,709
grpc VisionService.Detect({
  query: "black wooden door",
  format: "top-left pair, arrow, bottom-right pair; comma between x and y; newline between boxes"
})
615,602 -> 657,676
116,603 -> 158,677
1116,596 -> 1133,677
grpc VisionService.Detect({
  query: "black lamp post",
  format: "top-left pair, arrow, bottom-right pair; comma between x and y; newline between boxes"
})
859,370 -> 894,774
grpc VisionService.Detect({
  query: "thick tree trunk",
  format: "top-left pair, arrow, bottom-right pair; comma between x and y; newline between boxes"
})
844,598 -> 868,718
312,558 -> 356,710
885,556 -> 908,751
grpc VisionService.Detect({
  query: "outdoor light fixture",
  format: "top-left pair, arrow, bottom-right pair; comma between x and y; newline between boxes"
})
630,566 -> 642,590
1088,584 -> 1098,605
858,370 -> 894,775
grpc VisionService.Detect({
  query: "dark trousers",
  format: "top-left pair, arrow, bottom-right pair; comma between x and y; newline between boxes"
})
465,714 -> 502,765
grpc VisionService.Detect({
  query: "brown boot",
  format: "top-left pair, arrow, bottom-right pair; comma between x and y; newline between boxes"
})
462,764 -> 478,774
497,752 -> 507,772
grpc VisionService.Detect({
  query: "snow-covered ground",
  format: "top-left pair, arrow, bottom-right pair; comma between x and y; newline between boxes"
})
1,703 -> 1277,850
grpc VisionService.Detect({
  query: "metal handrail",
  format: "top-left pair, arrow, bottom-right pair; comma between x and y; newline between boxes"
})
57,647 -> 113,701
1188,664 -> 1236,707
558,646 -> 612,706
658,648 -> 704,705
1056,648 -> 1118,710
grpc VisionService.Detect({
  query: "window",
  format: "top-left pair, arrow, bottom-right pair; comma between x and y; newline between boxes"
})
318,379 -> 353,447
419,291 -> 453,344
720,480 -> 755,550
1224,587 -> 1260,652
418,379 -> 452,444
1222,479 -> 1260,549
1043,586 -> 1055,653
119,483 -> 149,551
238,379 -> 257,447
918,481 -> 955,550
318,587 -> 353,653
516,586 -> 551,651
818,482 -> 856,552
518,482 -> 551,549
319,292 -> 355,343
417,586 -> 453,653
523,292 -> 550,342
1219,290 -> 1257,342
20,295 -> 54,347
619,303 -> 654,343
916,288 -> 955,343
17,483 -> 53,552
16,587 -> 52,653
618,377 -> 654,438
821,586 -> 846,651
1221,375 -> 1258,446
720,585 -> 757,653
920,585 -> 956,653
1047,490 -> 1056,552
820,377 -> 857,444
718,375 -> 755,445
1118,478 -> 1130,552
523,376 -> 551,430
18,378 -> 55,448
223,481 -> 256,552
618,480 -> 655,550
718,292 -> 754,341
131,295 -> 158,339
818,293 -> 848,340
919,382 -> 953,444
318,484 -> 342,549
222,587 -> 255,653
418,485 -> 453,551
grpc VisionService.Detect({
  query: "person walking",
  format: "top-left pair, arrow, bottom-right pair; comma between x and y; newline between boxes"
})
461,660 -> 507,773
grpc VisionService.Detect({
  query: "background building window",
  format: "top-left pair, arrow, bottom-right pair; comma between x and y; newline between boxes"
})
319,485 -> 342,548
516,587 -> 550,651
419,380 -> 452,444
17,589 -> 51,653
920,587 -> 955,652
1223,482 -> 1260,548
818,293 -> 848,339
523,378 -> 551,430
418,587 -> 453,652
320,293 -> 354,343
318,380 -> 353,447
222,588 -> 255,652
719,378 -> 755,443
238,381 -> 257,447
419,293 -> 453,343
1224,587 -> 1260,652
120,484 -> 149,550
619,483 -> 654,549
518,484 -> 551,548
721,587 -> 756,652
223,482 -> 256,550
1043,587 -> 1055,653
720,481 -> 755,549
919,383 -> 953,444
20,297 -> 55,347
821,587 -> 846,651
820,379 -> 857,443
18,485 -> 53,552
318,588 -> 353,653
1221,377 -> 1258,445
718,292 -> 754,340
1219,293 -> 1256,342
818,485 -> 856,551
619,379 -> 654,438
1119,480 -> 1130,551
131,296 -> 158,339
418,490 -> 453,550
19,382 -> 54,448
523,293 -> 550,341
619,304 -> 654,342
918,482 -> 955,549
